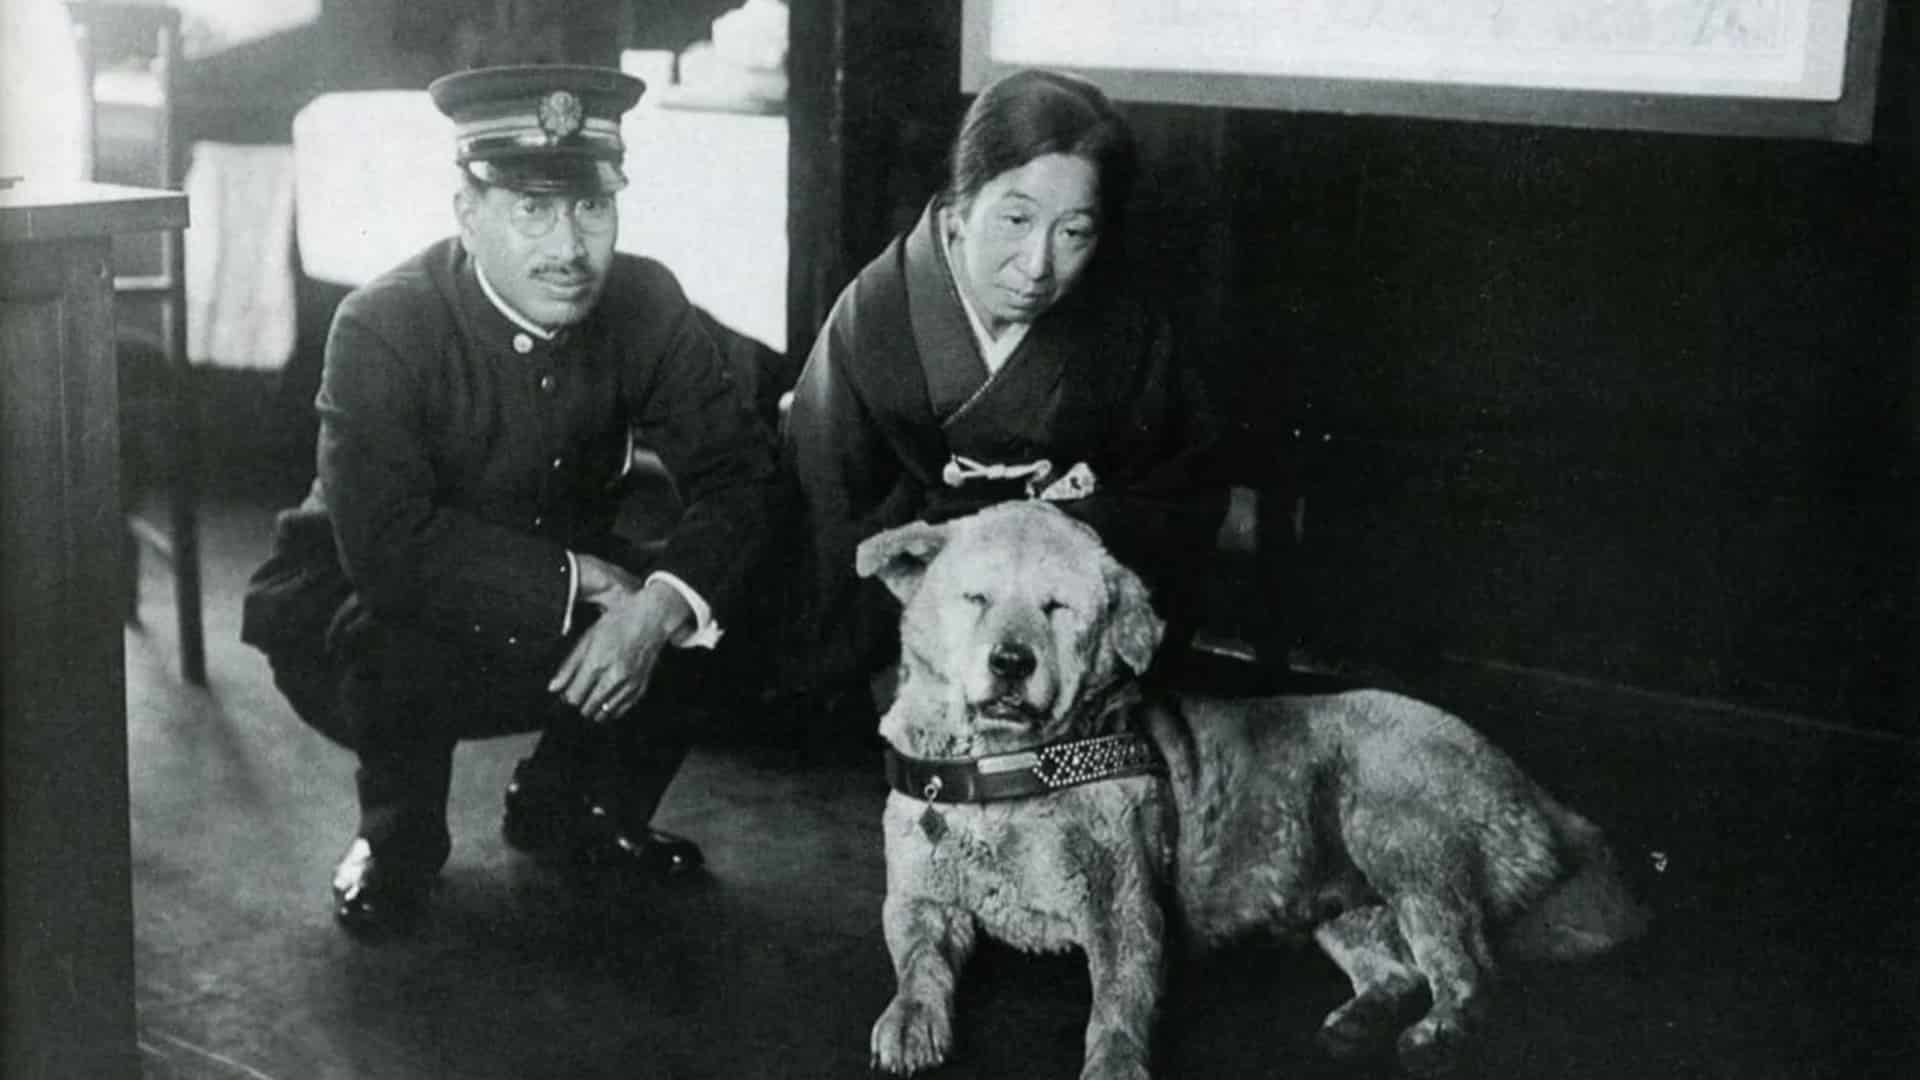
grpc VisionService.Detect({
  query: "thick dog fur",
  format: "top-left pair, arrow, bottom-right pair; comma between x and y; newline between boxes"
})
858,502 -> 1647,1079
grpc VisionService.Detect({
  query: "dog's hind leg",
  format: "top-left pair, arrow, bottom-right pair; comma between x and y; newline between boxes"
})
1312,904 -> 1427,1062
1345,806 -> 1497,1078
1382,885 -> 1495,1078
870,896 -> 977,1076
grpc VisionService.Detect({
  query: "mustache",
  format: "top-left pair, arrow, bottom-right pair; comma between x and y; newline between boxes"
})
531,261 -> 594,281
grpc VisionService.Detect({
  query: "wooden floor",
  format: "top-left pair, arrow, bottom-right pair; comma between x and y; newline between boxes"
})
124,497 -> 1920,1079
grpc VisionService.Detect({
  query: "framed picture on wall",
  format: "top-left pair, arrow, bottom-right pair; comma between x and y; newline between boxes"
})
962,0 -> 1888,142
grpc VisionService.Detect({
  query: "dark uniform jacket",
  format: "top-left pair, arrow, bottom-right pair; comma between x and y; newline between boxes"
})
781,202 -> 1226,689
242,238 -> 775,672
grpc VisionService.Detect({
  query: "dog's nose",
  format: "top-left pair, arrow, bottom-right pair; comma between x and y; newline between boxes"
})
988,642 -> 1036,681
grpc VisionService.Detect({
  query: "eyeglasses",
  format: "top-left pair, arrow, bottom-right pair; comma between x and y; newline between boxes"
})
505,194 -> 617,239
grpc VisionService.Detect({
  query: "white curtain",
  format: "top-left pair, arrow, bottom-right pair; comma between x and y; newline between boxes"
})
0,0 -> 91,186
185,142 -> 298,369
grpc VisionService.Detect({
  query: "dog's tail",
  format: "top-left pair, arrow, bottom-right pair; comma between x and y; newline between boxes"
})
1502,807 -> 1651,963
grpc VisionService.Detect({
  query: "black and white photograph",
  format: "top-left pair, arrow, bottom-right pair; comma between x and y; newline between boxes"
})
1,1 -> 1913,1077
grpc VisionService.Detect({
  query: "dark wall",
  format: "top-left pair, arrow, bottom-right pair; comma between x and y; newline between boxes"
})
796,4 -> 1916,733
1219,27 -> 1915,731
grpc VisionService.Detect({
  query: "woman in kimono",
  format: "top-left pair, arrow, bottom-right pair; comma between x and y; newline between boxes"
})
783,68 -> 1226,704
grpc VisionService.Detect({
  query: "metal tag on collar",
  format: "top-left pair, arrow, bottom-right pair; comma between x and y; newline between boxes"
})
918,775 -> 947,843
976,750 -> 1039,776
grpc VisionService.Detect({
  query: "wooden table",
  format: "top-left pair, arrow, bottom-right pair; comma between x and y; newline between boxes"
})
2,181 -> 188,1079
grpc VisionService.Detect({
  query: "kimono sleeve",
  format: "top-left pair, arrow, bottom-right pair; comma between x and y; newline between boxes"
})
783,288 -> 927,680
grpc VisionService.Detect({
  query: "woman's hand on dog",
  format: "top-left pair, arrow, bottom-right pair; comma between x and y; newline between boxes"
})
548,567 -> 694,721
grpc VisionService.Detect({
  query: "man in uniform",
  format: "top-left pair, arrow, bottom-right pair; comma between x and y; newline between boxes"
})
241,65 -> 777,936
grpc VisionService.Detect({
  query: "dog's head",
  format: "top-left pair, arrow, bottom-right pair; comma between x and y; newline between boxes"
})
856,502 -> 1165,757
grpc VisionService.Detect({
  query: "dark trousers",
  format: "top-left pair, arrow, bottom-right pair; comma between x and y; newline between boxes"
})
271,604 -> 754,866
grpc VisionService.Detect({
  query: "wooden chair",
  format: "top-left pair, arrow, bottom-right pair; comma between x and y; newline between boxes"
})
69,1 -> 204,684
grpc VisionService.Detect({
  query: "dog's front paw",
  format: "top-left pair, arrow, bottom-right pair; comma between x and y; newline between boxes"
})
1081,1032 -> 1151,1080
1080,1053 -> 1151,1080
1395,1014 -> 1470,1078
1317,994 -> 1398,1061
870,995 -> 952,1076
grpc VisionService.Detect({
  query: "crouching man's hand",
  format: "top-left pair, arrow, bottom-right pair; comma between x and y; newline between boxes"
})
548,569 -> 694,722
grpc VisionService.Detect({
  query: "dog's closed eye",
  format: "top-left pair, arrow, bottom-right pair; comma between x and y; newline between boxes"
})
1041,599 -> 1070,616
962,591 -> 989,608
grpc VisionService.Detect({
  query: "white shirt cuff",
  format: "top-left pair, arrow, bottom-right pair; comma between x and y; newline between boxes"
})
645,570 -> 722,649
561,550 -> 580,635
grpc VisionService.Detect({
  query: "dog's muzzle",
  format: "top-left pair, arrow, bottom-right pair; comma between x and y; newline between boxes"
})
972,641 -> 1051,725
987,642 -> 1036,681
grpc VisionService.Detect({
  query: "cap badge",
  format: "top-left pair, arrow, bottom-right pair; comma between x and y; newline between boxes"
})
537,90 -> 584,143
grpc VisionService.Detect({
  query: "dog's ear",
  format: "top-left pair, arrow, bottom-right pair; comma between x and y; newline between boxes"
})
1105,560 -> 1166,676
856,520 -> 951,604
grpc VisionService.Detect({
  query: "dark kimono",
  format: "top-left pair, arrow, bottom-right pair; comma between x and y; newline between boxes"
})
783,203 -> 1226,691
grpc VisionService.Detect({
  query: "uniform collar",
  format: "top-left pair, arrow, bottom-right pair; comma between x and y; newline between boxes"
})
473,260 -> 557,341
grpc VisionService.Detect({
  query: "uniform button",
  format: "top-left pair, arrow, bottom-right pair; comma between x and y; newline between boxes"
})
513,333 -> 534,354
472,623 -> 483,634
539,374 -> 556,393
551,456 -> 563,470
507,635 -> 519,646
533,515 -> 544,528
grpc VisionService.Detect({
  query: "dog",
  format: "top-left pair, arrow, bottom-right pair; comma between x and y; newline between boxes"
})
857,501 -> 1648,1079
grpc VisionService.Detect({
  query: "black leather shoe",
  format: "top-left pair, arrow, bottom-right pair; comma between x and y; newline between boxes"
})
578,803 -> 705,879
501,758 -> 590,854
331,838 -> 434,938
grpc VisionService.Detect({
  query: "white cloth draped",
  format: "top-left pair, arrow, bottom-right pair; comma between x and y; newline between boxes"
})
184,141 -> 297,369
0,0 -> 90,185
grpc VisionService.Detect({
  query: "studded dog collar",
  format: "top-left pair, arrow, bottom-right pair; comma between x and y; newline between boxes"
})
884,730 -> 1166,805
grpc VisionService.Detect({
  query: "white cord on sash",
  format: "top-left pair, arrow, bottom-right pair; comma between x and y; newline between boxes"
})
1036,461 -> 1097,501
941,456 -> 1099,501
942,455 -> 1052,488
